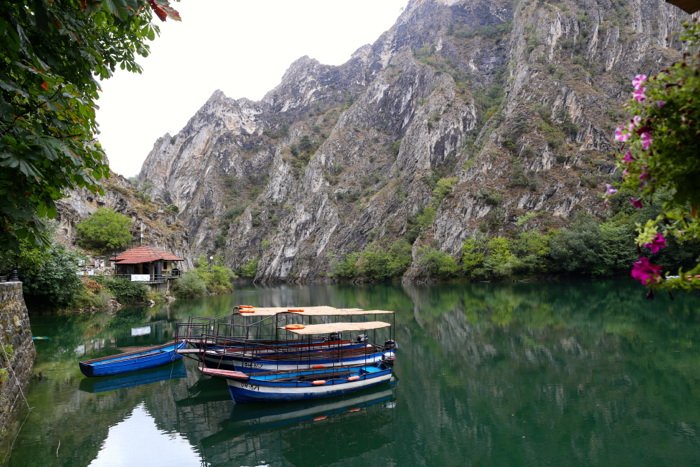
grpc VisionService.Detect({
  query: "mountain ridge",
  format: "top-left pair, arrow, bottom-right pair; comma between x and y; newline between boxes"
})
135,0 -> 690,282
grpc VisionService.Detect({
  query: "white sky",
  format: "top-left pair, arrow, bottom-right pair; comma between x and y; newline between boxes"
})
96,0 -> 409,178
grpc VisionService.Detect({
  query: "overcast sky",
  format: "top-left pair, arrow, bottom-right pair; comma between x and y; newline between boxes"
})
96,0 -> 409,178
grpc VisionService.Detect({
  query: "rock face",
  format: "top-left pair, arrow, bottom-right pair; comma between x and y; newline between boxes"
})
138,0 -> 689,282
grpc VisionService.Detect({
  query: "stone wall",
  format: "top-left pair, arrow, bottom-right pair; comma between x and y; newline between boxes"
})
0,282 -> 35,443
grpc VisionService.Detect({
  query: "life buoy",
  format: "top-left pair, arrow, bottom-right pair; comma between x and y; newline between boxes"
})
347,375 -> 360,381
238,305 -> 254,308
239,308 -> 255,313
288,308 -> 304,313
311,364 -> 325,369
312,380 -> 326,385
285,324 -> 305,330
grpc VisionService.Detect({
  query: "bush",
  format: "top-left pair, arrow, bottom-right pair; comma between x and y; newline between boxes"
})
172,272 -> 207,299
461,237 -> 486,277
238,259 -> 259,279
99,277 -> 148,305
197,264 -> 236,294
76,208 -> 133,254
483,237 -> 520,278
416,247 -> 459,279
20,242 -> 84,308
332,240 -> 412,281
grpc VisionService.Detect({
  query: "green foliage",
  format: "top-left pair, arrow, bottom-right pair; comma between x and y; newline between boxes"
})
332,252 -> 361,279
19,241 -> 84,308
190,256 -> 236,294
332,240 -> 412,281
547,214 -> 636,276
0,0 -> 178,253
416,247 -> 459,279
99,277 -> 148,305
512,231 -> 552,274
76,208 -> 133,253
238,259 -> 259,279
483,237 -> 519,278
461,237 -> 486,277
611,20 -> 700,289
172,271 -> 208,299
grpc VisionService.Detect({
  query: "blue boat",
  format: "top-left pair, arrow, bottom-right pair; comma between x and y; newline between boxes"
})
202,361 -> 394,403
79,360 -> 187,393
79,340 -> 186,377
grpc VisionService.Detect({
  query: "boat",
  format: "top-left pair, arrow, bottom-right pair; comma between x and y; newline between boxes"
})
79,360 -> 186,393
201,337 -> 394,373
179,307 -> 397,372
201,321 -> 395,403
203,361 -> 394,403
78,340 -> 186,377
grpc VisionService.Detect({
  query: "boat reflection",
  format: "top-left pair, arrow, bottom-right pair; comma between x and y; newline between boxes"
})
78,360 -> 187,393
196,382 -> 397,465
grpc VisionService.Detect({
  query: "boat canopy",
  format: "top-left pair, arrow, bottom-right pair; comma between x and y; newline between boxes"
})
280,321 -> 392,335
234,306 -> 394,316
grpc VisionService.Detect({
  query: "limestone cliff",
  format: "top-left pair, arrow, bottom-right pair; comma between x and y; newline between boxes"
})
138,0 -> 690,282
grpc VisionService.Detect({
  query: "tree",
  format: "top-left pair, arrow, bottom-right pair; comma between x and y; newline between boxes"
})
76,208 -> 133,253
18,241 -> 84,308
610,20 -> 700,290
0,0 -> 180,255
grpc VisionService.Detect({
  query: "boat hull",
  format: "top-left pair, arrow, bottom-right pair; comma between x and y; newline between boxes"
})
79,341 -> 186,377
225,364 -> 393,403
203,349 -> 395,373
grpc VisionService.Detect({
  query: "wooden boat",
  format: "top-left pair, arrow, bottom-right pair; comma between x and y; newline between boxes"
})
200,321 -> 396,403
202,361 -> 394,403
79,360 -> 186,393
78,340 -> 186,377
200,321 -> 395,373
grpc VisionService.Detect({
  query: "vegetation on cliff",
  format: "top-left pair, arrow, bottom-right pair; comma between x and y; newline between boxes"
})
172,256 -> 236,299
76,208 -> 133,254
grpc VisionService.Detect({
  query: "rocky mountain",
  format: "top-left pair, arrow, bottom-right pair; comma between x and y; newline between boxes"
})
138,0 -> 690,282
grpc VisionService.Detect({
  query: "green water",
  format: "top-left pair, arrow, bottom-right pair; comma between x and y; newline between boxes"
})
3,279 -> 700,466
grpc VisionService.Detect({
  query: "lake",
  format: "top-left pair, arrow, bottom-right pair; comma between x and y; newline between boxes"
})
3,279 -> 700,466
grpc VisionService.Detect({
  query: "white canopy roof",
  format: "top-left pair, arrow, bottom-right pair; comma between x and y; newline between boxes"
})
233,306 -> 394,316
280,321 -> 392,335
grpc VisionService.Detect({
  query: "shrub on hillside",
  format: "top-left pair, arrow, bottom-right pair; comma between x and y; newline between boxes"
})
172,272 -> 207,299
98,277 -> 148,305
76,208 -> 133,254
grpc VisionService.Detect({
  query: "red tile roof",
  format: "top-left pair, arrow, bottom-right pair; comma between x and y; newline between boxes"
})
110,246 -> 184,265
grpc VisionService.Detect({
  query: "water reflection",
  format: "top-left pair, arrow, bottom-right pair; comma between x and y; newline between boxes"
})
88,403 -> 204,467
5,279 -> 700,466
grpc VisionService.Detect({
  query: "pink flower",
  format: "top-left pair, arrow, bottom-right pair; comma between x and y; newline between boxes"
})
629,197 -> 643,209
605,184 -> 618,195
631,115 -> 642,127
656,100 -> 665,108
633,87 -> 646,102
623,151 -> 634,163
631,256 -> 662,285
639,168 -> 649,181
622,169 -> 629,178
643,233 -> 667,254
640,132 -> 652,150
614,127 -> 631,142
632,74 -> 647,90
